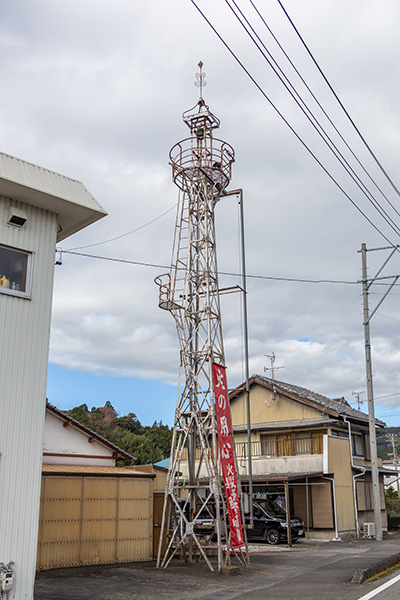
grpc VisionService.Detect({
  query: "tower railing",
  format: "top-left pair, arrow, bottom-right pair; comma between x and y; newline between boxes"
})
169,138 -> 234,193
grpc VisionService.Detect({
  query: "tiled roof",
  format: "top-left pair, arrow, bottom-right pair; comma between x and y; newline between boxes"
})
231,374 -> 385,427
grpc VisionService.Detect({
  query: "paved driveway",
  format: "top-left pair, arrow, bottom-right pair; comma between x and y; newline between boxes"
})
35,537 -> 400,600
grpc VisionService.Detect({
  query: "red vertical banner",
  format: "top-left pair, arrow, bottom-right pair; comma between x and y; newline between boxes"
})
212,362 -> 245,550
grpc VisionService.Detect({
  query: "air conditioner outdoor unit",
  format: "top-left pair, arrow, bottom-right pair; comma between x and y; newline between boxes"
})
363,522 -> 375,538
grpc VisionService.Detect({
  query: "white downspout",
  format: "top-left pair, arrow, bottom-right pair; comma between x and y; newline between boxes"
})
344,416 -> 365,538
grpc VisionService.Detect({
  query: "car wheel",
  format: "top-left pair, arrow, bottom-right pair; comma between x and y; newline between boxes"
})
265,528 -> 280,545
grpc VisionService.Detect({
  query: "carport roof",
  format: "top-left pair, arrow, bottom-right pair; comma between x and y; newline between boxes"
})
239,472 -> 324,483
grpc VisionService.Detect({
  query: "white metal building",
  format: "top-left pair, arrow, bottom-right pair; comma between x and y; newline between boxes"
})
0,152 -> 107,600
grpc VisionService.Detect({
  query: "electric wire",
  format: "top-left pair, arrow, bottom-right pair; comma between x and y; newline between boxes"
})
375,313 -> 400,325
247,0 -> 400,221
58,248 -> 361,284
58,249 -> 400,287
66,203 -> 177,251
376,392 -> 400,401
275,0 -> 400,201
224,0 -> 400,238
189,0 -> 397,248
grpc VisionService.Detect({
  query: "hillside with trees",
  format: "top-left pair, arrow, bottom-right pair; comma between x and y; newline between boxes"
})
65,402 -> 172,465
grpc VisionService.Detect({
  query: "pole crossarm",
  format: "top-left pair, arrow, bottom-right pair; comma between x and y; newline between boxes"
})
359,243 -> 400,324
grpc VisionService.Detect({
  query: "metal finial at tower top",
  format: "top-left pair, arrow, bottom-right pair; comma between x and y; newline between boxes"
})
194,60 -> 207,101
183,62 -> 220,134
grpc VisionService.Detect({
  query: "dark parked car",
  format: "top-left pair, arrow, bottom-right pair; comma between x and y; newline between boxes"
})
245,499 -> 304,545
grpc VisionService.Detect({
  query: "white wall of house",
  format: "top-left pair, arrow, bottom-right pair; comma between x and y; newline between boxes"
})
0,154 -> 106,600
43,411 -> 116,467
0,198 -> 57,600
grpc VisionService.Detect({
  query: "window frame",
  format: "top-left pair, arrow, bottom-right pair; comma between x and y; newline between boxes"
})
0,244 -> 33,299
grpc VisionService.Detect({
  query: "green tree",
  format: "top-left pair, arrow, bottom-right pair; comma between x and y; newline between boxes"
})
116,413 -> 144,435
385,486 -> 400,517
64,403 -> 172,465
68,404 -> 91,428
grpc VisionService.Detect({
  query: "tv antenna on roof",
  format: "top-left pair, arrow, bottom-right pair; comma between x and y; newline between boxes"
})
264,352 -> 284,406
351,390 -> 365,411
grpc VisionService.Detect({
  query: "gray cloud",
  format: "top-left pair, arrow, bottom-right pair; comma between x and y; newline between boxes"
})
2,0 -> 400,420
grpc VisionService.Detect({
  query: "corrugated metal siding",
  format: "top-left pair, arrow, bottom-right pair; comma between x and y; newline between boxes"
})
0,152 -> 104,213
0,196 -> 57,599
37,476 -> 153,569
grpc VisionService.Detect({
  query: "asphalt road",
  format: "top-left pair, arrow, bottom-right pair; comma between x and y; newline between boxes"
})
34,536 -> 400,600
358,577 -> 400,600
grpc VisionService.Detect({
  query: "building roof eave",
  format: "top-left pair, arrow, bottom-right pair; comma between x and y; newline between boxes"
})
0,151 -> 107,242
233,417 -> 336,433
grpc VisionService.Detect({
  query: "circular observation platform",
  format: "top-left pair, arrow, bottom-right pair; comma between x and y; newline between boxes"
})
169,138 -> 235,193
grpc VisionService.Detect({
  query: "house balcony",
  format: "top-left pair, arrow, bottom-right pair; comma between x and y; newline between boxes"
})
235,436 -> 325,477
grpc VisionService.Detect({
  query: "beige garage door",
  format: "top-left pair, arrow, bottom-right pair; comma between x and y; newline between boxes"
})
37,475 -> 153,569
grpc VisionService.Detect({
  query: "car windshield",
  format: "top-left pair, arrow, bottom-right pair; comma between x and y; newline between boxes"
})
256,499 -> 286,517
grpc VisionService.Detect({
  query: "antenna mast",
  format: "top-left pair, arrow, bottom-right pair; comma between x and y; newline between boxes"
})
264,352 -> 284,404
155,63 -> 247,572
351,391 -> 365,411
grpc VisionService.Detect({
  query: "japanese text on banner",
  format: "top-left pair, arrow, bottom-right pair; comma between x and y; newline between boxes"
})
212,362 -> 245,550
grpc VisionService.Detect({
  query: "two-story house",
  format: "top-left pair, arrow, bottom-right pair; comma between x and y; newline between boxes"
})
230,374 -> 387,539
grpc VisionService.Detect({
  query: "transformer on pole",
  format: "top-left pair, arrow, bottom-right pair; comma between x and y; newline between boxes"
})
155,63 -> 248,572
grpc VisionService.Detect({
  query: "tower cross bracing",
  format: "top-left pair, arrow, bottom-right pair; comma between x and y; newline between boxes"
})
155,65 -> 247,572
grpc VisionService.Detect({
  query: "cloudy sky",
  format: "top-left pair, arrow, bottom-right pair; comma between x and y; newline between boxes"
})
2,0 -> 400,426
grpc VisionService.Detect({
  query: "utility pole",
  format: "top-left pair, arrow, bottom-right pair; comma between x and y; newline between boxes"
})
386,433 -> 399,495
360,242 -> 400,539
387,432 -> 398,460
361,243 -> 382,541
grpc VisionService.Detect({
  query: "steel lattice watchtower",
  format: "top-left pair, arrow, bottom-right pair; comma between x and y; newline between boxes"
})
155,64 -> 246,572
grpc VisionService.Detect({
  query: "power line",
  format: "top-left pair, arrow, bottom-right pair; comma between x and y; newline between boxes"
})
248,0 -> 400,220
189,0 -> 397,249
58,248 -> 361,284
66,203 -> 177,251
375,313 -> 400,325
57,249 -> 400,288
376,392 -> 400,401
224,0 -> 400,238
275,0 -> 400,201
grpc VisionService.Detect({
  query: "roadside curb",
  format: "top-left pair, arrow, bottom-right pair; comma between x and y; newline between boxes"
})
351,552 -> 400,584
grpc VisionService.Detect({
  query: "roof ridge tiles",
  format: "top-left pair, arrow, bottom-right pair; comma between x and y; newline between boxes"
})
246,374 -> 385,427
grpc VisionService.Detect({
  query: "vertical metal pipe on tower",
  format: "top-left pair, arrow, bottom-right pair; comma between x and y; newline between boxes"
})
155,63 -> 247,571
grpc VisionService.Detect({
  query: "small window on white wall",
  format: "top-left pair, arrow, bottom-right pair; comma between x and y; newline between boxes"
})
0,244 -> 33,298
